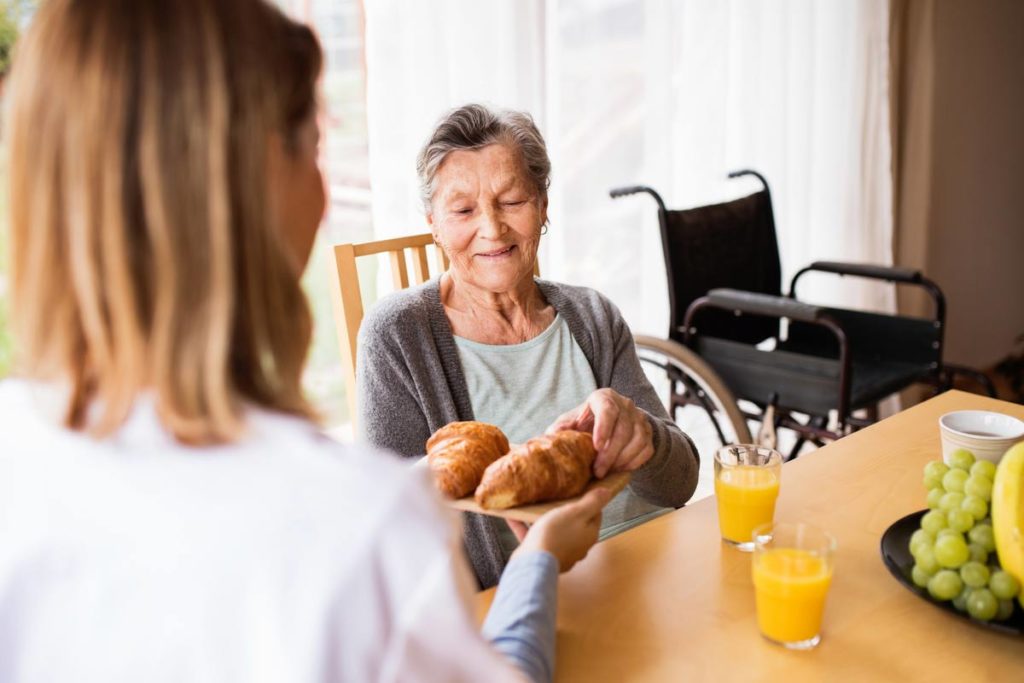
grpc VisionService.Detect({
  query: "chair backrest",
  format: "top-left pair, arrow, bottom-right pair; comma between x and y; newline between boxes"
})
328,232 -> 539,429
329,233 -> 447,424
661,172 -> 782,346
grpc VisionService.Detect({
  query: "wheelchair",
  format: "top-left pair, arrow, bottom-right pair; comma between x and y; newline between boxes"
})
612,170 -> 994,459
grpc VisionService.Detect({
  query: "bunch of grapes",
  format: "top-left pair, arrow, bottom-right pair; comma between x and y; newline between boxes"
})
910,449 -> 1020,621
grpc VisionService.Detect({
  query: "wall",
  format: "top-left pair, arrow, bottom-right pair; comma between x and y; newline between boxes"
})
897,0 -> 1024,369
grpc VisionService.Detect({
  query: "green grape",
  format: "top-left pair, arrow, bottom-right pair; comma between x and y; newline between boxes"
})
928,570 -> 963,601
910,529 -> 934,557
960,494 -> 987,521
964,474 -> 993,501
969,460 -> 996,480
996,599 -> 1015,621
989,570 -> 1021,600
967,542 -> 988,564
923,460 -> 950,489
934,534 -> 970,568
924,460 -> 950,478
936,528 -> 963,543
939,491 -> 965,513
948,448 -> 975,471
911,564 -> 933,588
942,468 -> 969,493
968,524 -> 996,553
959,561 -> 990,588
966,588 -> 999,621
921,510 -> 948,535
916,544 -> 940,574
952,586 -> 972,611
946,508 -> 975,533
926,488 -> 944,509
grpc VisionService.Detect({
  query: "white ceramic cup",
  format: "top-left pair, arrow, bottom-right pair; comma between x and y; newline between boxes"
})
938,410 -> 1024,465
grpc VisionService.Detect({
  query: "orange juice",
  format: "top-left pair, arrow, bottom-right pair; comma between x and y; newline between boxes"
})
752,548 -> 833,644
714,465 -> 780,544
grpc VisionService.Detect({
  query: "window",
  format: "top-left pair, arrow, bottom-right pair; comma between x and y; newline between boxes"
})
281,0 -> 373,428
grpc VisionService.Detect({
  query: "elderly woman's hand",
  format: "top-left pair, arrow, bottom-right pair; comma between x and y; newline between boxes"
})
546,388 -> 654,478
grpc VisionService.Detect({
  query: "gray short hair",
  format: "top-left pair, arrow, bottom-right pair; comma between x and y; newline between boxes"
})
416,103 -> 552,211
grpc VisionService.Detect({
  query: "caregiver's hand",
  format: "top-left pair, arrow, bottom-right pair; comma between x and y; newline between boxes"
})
509,487 -> 610,572
546,388 -> 654,478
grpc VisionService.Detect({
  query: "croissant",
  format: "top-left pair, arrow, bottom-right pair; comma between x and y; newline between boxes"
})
425,421 -> 510,499
475,430 -> 597,509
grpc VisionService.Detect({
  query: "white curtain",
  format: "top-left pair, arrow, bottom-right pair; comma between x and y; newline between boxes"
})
363,0 -> 546,239
364,0 -> 894,337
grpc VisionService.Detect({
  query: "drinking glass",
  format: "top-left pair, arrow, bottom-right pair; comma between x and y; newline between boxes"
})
751,522 -> 837,650
714,444 -> 782,551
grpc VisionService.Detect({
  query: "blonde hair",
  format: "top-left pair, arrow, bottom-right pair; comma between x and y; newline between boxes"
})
5,0 -> 322,444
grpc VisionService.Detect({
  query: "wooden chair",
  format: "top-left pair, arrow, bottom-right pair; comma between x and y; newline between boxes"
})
329,232 -> 539,429
329,233 -> 446,425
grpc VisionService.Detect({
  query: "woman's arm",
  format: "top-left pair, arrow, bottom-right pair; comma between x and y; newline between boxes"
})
356,308 -> 431,457
481,551 -> 558,682
345,468 -> 607,683
605,310 -> 699,508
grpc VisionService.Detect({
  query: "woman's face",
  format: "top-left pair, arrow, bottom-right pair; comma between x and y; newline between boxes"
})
427,143 -> 547,294
270,112 -> 326,274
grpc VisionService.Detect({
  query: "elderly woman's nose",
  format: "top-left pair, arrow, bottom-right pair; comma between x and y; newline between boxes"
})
476,204 -> 506,237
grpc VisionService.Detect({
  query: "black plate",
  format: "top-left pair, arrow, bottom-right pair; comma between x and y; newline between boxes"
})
880,510 -> 1024,636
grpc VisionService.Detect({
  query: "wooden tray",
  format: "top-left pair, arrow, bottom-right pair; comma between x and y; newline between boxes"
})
447,471 -> 632,522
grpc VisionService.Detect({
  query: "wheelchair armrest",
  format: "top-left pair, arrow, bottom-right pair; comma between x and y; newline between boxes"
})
685,288 -> 855,431
788,261 -> 946,325
800,261 -> 922,284
704,288 -> 824,323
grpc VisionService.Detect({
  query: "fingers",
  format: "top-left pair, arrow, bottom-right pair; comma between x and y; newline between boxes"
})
590,392 -> 620,452
546,412 -> 577,435
506,519 -> 529,542
577,486 -> 613,512
546,403 -> 593,435
562,487 -> 612,524
597,414 -> 635,477
623,442 -> 654,472
615,418 -> 654,473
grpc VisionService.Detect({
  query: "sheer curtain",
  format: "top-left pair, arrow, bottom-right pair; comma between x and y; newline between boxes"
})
363,0 -> 546,239
364,0 -> 894,336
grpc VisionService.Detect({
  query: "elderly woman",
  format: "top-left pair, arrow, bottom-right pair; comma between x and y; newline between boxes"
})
358,103 -> 700,588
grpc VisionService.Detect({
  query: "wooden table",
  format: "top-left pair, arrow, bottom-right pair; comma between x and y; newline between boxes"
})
477,390 -> 1024,681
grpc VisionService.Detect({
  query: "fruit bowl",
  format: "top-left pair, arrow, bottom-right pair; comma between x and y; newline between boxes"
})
880,510 -> 1024,636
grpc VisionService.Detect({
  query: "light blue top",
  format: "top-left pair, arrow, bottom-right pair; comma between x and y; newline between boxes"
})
455,316 -> 668,546
455,315 -> 597,445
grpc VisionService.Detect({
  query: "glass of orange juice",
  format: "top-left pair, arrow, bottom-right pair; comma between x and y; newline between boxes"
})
714,445 -> 782,550
752,522 -> 836,649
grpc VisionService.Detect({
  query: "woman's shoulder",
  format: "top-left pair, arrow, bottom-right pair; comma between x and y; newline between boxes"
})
537,279 -> 625,324
0,377 -> 442,529
359,279 -> 440,342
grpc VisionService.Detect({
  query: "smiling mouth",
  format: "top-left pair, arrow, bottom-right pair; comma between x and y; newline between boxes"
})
477,245 -> 516,258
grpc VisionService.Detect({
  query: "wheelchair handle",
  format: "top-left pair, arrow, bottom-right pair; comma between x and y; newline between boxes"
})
608,185 -> 667,212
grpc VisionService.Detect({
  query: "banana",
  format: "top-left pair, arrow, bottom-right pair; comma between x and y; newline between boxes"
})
992,441 -> 1024,587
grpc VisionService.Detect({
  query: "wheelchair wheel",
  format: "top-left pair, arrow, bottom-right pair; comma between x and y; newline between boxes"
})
634,334 -> 752,459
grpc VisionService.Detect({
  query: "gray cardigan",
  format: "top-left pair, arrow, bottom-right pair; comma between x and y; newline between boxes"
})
357,278 -> 700,588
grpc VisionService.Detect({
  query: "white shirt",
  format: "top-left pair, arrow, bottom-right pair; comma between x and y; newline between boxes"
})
0,380 -> 523,683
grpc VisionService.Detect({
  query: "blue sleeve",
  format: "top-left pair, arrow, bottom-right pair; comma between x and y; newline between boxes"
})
481,551 -> 559,683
